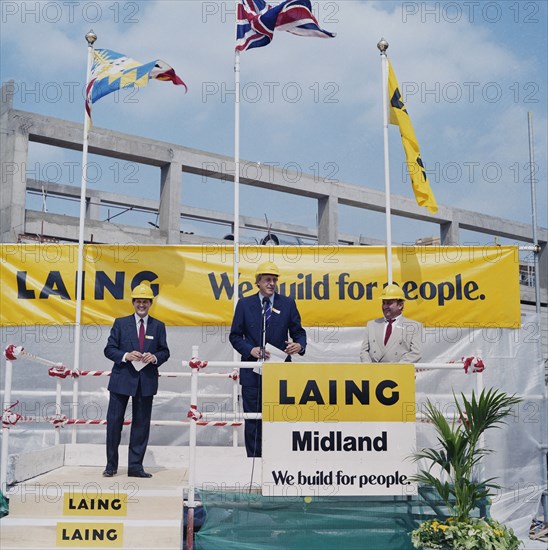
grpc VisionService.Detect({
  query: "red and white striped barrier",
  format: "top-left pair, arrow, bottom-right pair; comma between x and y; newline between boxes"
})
2,343 -> 486,503
195,420 -> 244,427
462,355 -> 485,374
4,344 -> 66,369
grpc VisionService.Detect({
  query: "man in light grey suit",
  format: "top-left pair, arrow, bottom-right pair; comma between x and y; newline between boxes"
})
360,284 -> 423,363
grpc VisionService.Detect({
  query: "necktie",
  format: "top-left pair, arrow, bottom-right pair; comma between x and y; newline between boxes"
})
262,297 -> 272,325
384,319 -> 394,346
138,319 -> 145,353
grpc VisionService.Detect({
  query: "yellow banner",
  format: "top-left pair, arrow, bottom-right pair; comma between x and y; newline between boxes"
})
263,363 -> 416,422
0,244 -> 520,327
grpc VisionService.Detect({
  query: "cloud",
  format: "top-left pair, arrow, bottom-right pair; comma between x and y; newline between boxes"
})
1,0 -> 546,235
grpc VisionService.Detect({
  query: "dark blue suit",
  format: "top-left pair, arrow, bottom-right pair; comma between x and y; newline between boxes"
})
104,314 -> 170,473
229,292 -> 306,457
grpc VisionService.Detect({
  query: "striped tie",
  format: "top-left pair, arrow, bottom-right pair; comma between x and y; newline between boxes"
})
263,297 -> 271,325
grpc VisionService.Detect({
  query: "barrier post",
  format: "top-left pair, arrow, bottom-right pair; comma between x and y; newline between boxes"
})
475,350 -> 485,484
232,376 -> 239,447
71,377 -> 79,444
1,359 -> 14,494
55,378 -> 62,446
186,345 -> 199,550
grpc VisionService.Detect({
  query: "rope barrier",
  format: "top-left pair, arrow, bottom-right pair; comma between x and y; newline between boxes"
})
0,406 -> 466,429
187,404 -> 203,421
2,345 -> 487,434
195,421 -> 244,427
4,344 -> 66,369
188,357 -> 208,370
462,356 -> 485,374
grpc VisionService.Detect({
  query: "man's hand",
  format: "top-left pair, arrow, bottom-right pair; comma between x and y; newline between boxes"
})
141,352 -> 157,365
126,351 -> 143,362
251,347 -> 269,359
284,342 -> 302,355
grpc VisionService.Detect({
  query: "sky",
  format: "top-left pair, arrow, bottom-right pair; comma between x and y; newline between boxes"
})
1,0 -> 547,248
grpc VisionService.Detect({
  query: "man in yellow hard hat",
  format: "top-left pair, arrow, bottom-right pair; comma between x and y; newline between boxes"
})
103,283 -> 170,478
360,283 -> 422,363
230,261 -> 307,457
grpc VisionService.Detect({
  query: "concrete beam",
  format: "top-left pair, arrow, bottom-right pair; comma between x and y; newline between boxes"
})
17,108 -> 547,247
455,208 -> 547,244
24,211 -> 221,246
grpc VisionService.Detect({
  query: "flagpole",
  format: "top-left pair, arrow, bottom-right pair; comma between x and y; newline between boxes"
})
233,8 -> 241,449
378,38 -> 393,284
527,112 -> 541,317
234,48 -> 241,307
70,30 -> 96,443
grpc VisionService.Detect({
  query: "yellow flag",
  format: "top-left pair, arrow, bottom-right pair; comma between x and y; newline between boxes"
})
387,60 -> 438,214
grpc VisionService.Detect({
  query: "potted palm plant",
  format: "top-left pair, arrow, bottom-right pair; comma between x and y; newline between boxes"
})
409,388 -> 523,550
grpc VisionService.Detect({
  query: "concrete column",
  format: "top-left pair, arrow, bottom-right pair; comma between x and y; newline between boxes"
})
1,82 -> 30,243
87,195 -> 101,221
159,161 -> 182,244
440,220 -> 460,245
317,194 -> 338,245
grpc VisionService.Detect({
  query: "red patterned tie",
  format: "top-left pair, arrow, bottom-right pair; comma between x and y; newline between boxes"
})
138,319 -> 145,353
384,319 -> 394,345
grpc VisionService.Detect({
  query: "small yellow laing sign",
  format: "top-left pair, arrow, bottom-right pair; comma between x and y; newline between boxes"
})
63,493 -> 127,516
56,522 -> 123,547
263,363 -> 416,422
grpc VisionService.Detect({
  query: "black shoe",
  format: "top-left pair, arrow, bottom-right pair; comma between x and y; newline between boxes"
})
128,470 -> 152,478
102,468 -> 117,477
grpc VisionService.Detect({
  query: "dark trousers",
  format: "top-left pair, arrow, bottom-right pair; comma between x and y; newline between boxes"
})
241,383 -> 262,457
106,386 -> 153,472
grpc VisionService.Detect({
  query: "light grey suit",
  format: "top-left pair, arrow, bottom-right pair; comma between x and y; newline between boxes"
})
360,315 -> 423,363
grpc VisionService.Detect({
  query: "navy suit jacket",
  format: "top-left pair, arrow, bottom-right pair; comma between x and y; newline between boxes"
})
104,314 -> 170,397
229,292 -> 306,387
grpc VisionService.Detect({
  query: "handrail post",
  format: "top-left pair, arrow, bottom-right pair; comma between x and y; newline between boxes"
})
1,359 -> 14,494
186,345 -> 199,550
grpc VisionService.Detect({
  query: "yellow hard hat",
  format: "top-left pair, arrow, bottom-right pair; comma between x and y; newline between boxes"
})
131,283 -> 154,300
379,284 -> 405,300
255,261 -> 280,278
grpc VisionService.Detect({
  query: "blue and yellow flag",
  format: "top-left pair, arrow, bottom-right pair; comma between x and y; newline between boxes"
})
85,49 -> 186,120
388,59 -> 438,214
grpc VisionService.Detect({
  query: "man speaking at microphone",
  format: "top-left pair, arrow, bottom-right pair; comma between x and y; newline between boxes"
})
229,262 -> 307,457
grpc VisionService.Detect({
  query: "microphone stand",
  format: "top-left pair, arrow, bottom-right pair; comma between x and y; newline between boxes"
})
260,299 -> 268,361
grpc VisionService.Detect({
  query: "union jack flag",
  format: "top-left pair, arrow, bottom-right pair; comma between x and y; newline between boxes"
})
236,0 -> 335,52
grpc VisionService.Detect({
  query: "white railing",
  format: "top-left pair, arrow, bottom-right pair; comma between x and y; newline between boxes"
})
2,343 -> 488,550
